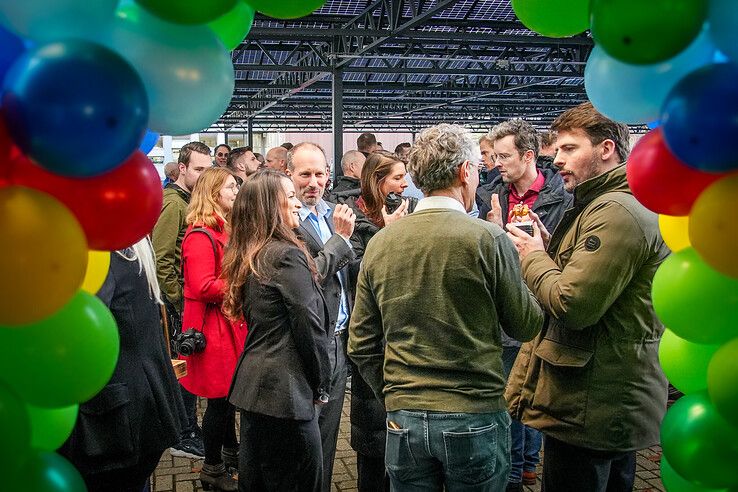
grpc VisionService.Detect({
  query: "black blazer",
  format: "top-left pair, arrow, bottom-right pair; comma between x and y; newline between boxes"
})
296,205 -> 356,332
229,242 -> 331,421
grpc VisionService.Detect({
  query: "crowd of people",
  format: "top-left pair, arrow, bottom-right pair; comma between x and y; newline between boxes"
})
61,102 -> 670,492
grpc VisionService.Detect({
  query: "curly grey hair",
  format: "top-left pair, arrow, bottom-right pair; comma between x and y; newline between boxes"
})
408,124 -> 478,195
486,118 -> 540,159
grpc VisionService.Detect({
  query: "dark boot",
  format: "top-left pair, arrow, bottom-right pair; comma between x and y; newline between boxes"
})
200,462 -> 237,491
221,447 -> 239,474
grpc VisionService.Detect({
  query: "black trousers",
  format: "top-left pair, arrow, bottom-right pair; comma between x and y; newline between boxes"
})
542,435 -> 636,492
318,331 -> 348,492
84,450 -> 163,492
179,385 -> 199,437
357,453 -> 390,492
202,397 -> 238,465
239,411 -> 323,492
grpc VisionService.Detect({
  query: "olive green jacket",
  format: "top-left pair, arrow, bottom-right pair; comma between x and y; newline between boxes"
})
151,185 -> 190,313
505,165 -> 670,451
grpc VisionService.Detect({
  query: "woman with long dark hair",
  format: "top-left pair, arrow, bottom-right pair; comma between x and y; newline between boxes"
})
224,169 -> 331,492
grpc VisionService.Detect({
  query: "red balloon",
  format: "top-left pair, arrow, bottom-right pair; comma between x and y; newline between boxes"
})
627,128 -> 727,216
10,151 -> 163,250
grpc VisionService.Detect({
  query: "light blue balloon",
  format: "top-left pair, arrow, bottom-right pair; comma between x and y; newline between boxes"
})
585,28 -> 715,124
709,0 -> 738,62
0,0 -> 118,43
93,4 -> 234,135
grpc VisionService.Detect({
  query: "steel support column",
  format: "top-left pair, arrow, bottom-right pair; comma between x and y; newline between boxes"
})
332,67 -> 344,179
247,119 -> 254,149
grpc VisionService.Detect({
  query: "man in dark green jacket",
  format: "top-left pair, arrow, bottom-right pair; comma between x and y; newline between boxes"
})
349,123 -> 543,492
505,102 -> 670,491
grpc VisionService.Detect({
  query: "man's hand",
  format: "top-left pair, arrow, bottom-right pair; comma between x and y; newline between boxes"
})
486,193 -> 504,228
382,199 -> 409,226
333,203 -> 356,240
506,221 -> 546,260
529,210 -> 551,250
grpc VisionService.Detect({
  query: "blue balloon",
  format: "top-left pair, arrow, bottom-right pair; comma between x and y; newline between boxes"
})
585,29 -> 716,124
1,40 -> 149,177
138,129 -> 159,153
661,62 -> 738,172
647,120 -> 661,129
709,0 -> 738,62
0,24 -> 25,84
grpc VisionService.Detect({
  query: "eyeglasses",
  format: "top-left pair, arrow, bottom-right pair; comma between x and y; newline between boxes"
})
216,152 -> 229,157
467,161 -> 483,172
224,183 -> 240,192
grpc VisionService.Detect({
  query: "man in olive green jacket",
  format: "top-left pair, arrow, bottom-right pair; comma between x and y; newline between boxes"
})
505,103 -> 670,491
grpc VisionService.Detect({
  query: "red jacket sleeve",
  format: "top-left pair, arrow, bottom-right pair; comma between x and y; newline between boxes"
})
182,229 -> 226,304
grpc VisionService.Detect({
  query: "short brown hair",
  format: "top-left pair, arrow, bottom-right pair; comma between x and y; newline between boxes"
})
552,102 -> 630,162
178,141 -> 211,167
357,132 -> 377,152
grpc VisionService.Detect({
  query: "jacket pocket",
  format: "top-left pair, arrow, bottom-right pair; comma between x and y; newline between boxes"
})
77,383 -> 135,459
531,338 -> 593,426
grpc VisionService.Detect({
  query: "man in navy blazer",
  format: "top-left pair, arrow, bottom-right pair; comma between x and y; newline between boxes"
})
288,142 -> 357,491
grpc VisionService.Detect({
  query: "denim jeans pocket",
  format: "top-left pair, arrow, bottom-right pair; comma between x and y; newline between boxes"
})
442,422 -> 498,485
385,425 -> 417,481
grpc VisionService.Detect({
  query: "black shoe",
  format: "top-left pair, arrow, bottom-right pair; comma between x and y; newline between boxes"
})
200,462 -> 237,491
170,436 -> 205,460
506,481 -> 523,492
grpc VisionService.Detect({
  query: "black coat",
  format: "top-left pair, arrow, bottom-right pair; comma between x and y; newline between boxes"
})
229,242 -> 331,420
61,250 -> 185,474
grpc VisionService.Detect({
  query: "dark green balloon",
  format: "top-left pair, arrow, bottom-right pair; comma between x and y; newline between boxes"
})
661,456 -> 728,492
512,0 -> 590,38
208,1 -> 255,50
0,291 -> 119,408
8,451 -> 86,492
135,0 -> 237,24
245,0 -> 326,20
0,383 -> 32,471
708,338 -> 738,427
652,248 -> 738,344
591,0 -> 707,64
661,392 -> 738,488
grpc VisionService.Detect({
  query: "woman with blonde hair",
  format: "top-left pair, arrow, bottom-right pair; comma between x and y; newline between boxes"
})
224,169 -> 331,491
179,167 -> 246,491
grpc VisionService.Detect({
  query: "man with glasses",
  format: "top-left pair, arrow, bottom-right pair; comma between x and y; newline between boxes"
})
213,144 -> 230,167
349,123 -> 543,492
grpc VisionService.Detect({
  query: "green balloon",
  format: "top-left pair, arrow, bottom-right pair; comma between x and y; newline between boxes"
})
661,392 -> 738,488
591,0 -> 708,64
652,248 -> 738,344
661,455 -> 728,492
0,291 -> 119,408
511,0 -> 590,38
245,0 -> 326,20
708,338 -> 738,427
134,0 -> 237,24
9,451 -> 86,492
27,404 -> 79,452
208,1 -> 255,50
659,329 -> 720,394
0,383 -> 32,471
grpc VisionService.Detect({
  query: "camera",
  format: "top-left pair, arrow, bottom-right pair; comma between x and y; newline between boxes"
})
173,328 -> 207,356
385,192 -> 403,214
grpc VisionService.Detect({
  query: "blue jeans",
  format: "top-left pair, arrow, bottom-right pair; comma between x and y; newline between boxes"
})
385,409 -> 511,492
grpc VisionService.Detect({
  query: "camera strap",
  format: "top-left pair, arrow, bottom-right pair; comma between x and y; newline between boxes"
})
181,227 -> 220,335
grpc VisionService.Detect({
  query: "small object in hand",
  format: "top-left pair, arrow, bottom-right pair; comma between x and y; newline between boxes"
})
513,221 -> 534,236
385,192 -> 403,214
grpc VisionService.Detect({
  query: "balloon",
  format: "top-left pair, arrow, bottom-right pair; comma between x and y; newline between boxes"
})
661,455 -> 728,492
510,0 -> 589,38
82,251 -> 111,294
659,329 -> 720,394
11,151 -> 164,251
709,0 -> 738,62
0,383 -> 32,471
660,215 -> 691,252
0,0 -> 117,42
0,23 -> 25,81
626,128 -> 725,216
708,338 -> 738,427
585,30 -> 715,124
652,248 -> 738,344
0,291 -> 119,408
1,40 -> 148,177
0,187 -> 87,326
95,4 -> 234,135
135,0 -> 236,24
8,451 -> 86,492
208,1 -> 256,50
245,0 -> 326,20
661,63 -> 738,172
661,392 -> 738,488
590,0 -> 707,65
689,173 -> 738,278
27,404 -> 79,451
138,129 -> 160,154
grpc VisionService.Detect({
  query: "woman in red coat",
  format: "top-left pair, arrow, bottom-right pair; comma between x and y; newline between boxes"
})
180,167 -> 246,491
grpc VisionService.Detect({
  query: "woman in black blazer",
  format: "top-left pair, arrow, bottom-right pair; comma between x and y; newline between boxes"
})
223,169 -> 331,492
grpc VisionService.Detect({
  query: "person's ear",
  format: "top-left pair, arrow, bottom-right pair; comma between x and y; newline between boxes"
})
285,169 -> 292,177
600,139 -> 616,161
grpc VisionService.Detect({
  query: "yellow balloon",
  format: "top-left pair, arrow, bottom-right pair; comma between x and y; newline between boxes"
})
81,251 -> 111,294
689,173 -> 738,278
0,187 -> 88,325
659,215 -> 691,252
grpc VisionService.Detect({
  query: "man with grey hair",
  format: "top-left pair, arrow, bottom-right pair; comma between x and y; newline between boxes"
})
162,161 -> 179,187
349,123 -> 544,491
328,150 -> 365,202
265,145 -> 288,173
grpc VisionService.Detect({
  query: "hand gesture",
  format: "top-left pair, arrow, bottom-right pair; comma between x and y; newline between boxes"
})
529,210 -> 551,250
506,220 -> 546,260
486,193 -> 504,228
382,199 -> 409,226
333,203 -> 356,240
